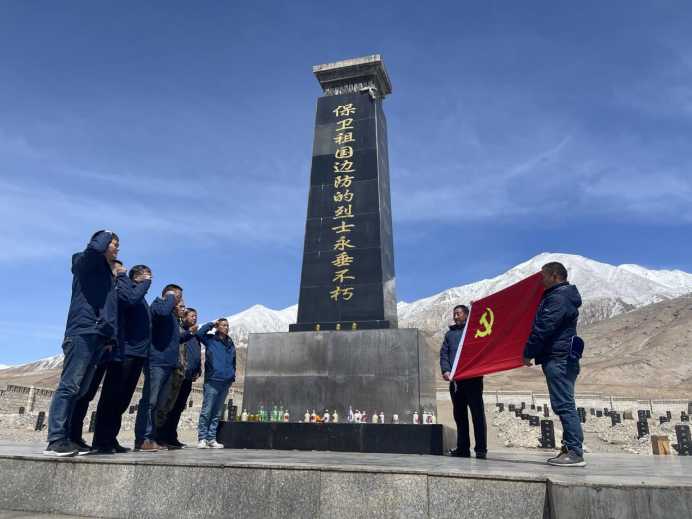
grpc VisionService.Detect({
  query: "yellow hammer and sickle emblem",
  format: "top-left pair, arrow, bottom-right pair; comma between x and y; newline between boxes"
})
475,308 -> 495,338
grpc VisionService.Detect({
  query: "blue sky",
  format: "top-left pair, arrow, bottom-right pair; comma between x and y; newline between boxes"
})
1,1 -> 691,365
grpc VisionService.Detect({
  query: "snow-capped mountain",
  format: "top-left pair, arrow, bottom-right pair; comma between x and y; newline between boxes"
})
4,253 -> 692,373
223,304 -> 298,347
0,354 -> 64,374
0,364 -> 10,371
397,252 -> 692,346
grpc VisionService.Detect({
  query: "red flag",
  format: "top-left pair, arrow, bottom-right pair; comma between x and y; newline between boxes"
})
451,272 -> 544,381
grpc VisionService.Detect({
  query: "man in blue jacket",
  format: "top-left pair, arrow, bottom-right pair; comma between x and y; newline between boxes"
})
68,259 -> 126,452
159,308 -> 202,449
45,230 -> 120,457
134,285 -> 196,452
196,318 -> 235,449
91,263 -> 152,453
523,262 -> 585,467
108,264 -> 153,449
440,305 -> 487,459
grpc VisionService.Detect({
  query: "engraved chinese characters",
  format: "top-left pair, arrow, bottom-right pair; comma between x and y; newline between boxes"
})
330,103 -> 358,302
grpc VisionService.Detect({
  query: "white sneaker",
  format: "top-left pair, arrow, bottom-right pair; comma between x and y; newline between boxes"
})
207,440 -> 224,449
197,439 -> 208,449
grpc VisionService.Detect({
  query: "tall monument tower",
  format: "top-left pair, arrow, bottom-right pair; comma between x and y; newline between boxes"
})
242,56 -> 436,425
290,55 -> 397,332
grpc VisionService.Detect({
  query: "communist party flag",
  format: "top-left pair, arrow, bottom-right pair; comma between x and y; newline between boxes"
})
451,272 -> 545,381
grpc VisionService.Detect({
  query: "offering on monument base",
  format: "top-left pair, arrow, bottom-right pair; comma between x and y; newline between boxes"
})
332,410 -> 338,422
391,412 -> 399,424
379,412 -> 385,424
323,410 -> 330,423
371,411 -> 378,424
413,411 -> 419,424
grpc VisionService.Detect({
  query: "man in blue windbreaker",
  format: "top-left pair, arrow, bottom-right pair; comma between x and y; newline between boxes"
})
108,264 -> 153,449
45,230 -> 120,457
196,318 -> 235,449
523,262 -> 585,467
134,285 -> 196,452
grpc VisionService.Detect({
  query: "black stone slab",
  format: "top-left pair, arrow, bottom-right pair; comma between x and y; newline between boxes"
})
216,422 -> 454,455
292,89 -> 397,332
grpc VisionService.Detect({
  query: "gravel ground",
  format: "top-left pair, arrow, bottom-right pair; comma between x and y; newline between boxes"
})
1,405 -> 687,455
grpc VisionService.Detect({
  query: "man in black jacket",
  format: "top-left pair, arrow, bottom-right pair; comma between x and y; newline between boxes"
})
440,305 -> 487,459
523,262 -> 585,467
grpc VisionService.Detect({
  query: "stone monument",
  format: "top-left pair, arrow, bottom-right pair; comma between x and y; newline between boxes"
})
241,56 -> 436,430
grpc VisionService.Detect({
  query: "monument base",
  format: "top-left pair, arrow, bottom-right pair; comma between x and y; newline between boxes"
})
242,329 -> 437,425
216,422 -> 455,455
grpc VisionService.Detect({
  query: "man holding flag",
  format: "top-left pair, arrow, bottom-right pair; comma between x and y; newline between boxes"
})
523,262 -> 585,467
440,305 -> 487,459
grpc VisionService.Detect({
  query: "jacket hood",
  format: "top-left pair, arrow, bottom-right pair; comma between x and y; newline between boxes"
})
550,282 -> 582,309
448,323 -> 466,332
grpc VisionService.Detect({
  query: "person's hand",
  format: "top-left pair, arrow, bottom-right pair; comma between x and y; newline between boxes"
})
192,373 -> 200,382
523,357 -> 533,367
189,324 -> 199,334
442,371 -> 451,382
104,343 -> 113,353
116,266 -> 126,275
164,290 -> 176,298
213,320 -> 220,328
140,273 -> 152,282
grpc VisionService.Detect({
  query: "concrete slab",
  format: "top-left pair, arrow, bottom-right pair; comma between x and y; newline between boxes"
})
0,443 -> 690,518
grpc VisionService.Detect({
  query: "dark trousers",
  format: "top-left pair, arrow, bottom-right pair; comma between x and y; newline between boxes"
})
160,377 -> 193,443
92,361 -> 125,448
449,377 -> 487,455
69,362 -> 107,442
110,354 -> 146,446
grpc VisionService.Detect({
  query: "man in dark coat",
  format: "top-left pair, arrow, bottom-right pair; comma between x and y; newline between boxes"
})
158,308 -> 202,449
440,305 -> 487,459
523,261 -> 585,467
45,231 -> 119,457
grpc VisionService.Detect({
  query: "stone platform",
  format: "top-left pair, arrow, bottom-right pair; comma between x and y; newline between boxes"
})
216,422 -> 455,455
1,443 -> 692,518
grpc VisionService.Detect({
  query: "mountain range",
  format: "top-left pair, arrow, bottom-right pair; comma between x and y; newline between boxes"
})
2,253 -> 692,379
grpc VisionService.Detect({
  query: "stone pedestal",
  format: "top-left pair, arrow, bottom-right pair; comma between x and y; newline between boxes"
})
242,329 -> 437,424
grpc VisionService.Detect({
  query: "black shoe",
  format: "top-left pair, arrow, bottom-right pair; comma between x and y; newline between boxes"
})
112,444 -> 131,453
475,452 -> 487,459
548,445 -> 569,463
448,449 -> 471,458
44,439 -> 78,457
547,450 -> 586,467
67,440 -> 92,456
89,447 -> 115,455
71,437 -> 92,450
168,439 -> 187,449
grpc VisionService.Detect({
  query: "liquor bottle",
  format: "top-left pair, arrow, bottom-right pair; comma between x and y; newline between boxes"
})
272,406 -> 278,422
422,410 -> 429,424
241,409 -> 248,422
332,410 -> 339,423
323,410 -> 330,423
279,405 -> 284,422
371,411 -> 378,424
304,410 -> 310,422
347,406 -> 354,423
413,411 -> 419,424
354,410 -> 362,423
265,402 -> 269,421
379,412 -> 385,424
310,410 -> 317,423
361,411 -> 368,422
259,405 -> 265,422
431,411 -> 437,424
284,409 -> 290,422
392,412 -> 399,424
352,323 -> 357,330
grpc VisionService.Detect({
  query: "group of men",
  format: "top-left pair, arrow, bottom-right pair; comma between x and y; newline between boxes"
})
44,231 -> 237,457
441,261 -> 586,467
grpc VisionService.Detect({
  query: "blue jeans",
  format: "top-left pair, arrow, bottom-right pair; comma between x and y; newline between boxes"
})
542,358 -> 584,456
134,365 -> 173,443
47,334 -> 106,442
198,380 -> 230,441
